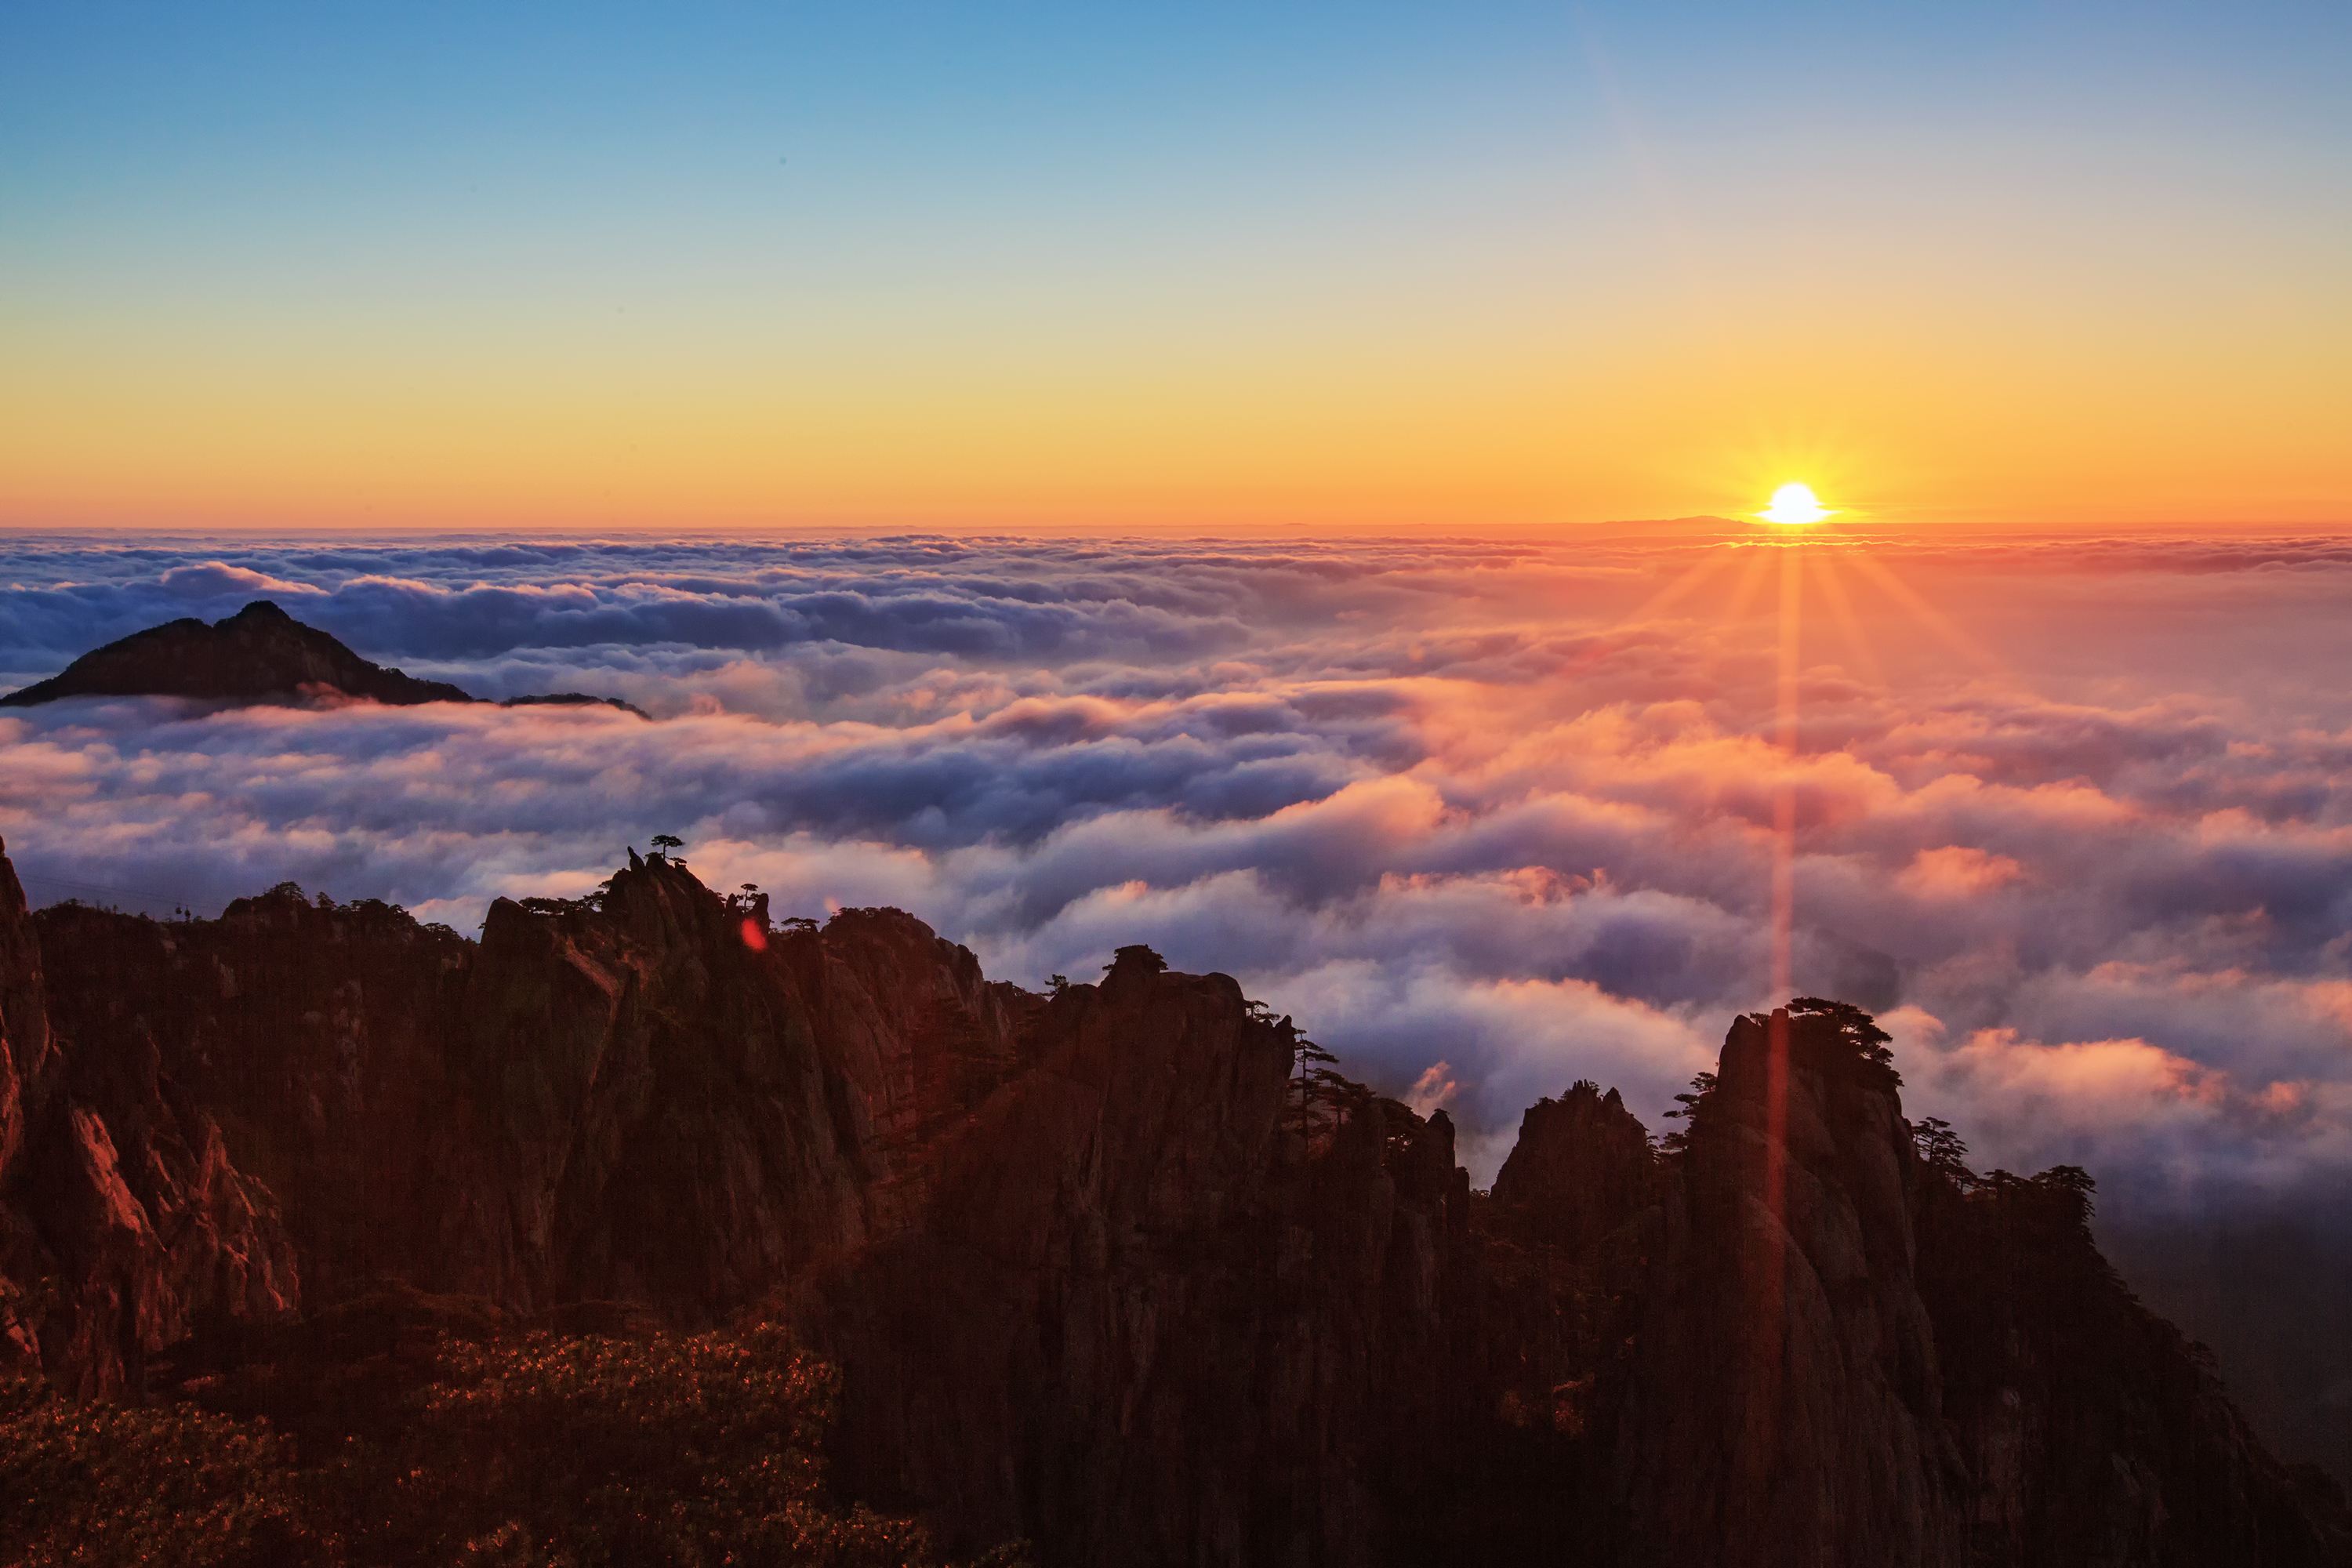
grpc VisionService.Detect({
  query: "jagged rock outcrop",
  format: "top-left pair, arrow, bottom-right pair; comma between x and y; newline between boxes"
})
20,856 -> 1026,1324
1912,1148 -> 2343,1563
1617,1003 -> 1958,1566
0,839 -> 300,1397
801,946 -> 1480,1563
1492,1080 -> 1659,1254
0,599 -> 643,713
1615,1000 -> 2347,1567
2,842 -> 2343,1566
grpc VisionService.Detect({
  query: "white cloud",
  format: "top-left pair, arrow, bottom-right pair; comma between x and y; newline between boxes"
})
5,528 -> 2351,1197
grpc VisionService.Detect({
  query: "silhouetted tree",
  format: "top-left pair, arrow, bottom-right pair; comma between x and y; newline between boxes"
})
1911,1116 -> 1977,1188
1657,1069 -> 1719,1156
1284,1025 -> 1365,1137
1788,996 -> 1902,1085
2034,1163 -> 2098,1230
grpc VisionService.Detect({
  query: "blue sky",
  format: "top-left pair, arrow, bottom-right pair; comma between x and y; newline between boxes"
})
4,2 -> 2347,529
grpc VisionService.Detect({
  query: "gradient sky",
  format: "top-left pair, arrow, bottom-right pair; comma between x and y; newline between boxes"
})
4,2 -> 2347,532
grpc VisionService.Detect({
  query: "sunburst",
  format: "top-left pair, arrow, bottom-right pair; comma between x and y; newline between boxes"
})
1756,481 -> 1833,525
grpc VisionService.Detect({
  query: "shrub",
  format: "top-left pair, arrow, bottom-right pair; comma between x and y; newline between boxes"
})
2,1317 -> 1022,1567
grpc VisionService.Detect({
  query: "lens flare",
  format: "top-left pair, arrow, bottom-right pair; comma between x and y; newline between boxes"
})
1757,483 -> 1832,524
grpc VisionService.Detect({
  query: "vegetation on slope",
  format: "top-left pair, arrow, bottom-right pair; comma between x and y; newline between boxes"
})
0,1307 -> 1026,1567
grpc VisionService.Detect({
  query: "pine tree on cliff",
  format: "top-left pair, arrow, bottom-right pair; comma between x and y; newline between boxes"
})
1787,995 -> 1902,1084
1657,1069 -> 1719,1156
1911,1116 -> 1976,1188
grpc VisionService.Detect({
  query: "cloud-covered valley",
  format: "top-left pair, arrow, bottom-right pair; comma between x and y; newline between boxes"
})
4,528 -> 2350,1214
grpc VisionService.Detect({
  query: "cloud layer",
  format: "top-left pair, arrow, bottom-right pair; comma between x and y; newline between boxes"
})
4,527 -> 2349,1206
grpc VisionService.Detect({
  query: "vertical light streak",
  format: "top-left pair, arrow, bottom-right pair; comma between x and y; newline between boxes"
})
1771,543 -> 1802,1001
1760,539 -> 1805,1451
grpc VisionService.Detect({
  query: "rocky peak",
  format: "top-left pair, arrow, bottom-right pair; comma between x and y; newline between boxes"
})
0,600 -> 641,713
0,599 -> 474,708
1102,942 -> 1171,990
1617,998 -> 1954,1567
577,847 -> 733,951
1490,1077 -> 1657,1255
223,598 -> 295,626
1614,999 -> 2350,1568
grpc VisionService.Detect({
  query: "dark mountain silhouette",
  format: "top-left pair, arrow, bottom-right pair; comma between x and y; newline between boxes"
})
2109,1208 -> 2352,1494
0,836 -> 2343,1565
0,600 -> 644,715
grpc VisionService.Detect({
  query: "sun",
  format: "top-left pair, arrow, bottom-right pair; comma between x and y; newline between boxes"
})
1756,482 -> 1832,525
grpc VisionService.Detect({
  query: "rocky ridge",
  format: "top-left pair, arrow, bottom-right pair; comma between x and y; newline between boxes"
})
0,600 -> 643,713
0,837 -> 2343,1565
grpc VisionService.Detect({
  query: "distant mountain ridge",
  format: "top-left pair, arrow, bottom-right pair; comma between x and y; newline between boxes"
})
0,599 -> 644,715
0,836 -> 2343,1565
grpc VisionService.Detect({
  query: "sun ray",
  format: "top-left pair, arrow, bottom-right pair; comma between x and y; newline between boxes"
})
1770,545 -> 1802,995
1842,551 -> 2005,674
1556,543 -> 1734,679
1625,543 -> 1736,622
1719,545 -> 1775,624
1761,541 -> 1804,1426
1807,550 -> 1886,688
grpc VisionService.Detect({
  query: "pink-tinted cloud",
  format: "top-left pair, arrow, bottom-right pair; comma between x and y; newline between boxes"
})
1900,845 -> 2026,899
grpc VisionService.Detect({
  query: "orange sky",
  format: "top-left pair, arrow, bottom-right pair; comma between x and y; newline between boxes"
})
5,5 -> 2347,534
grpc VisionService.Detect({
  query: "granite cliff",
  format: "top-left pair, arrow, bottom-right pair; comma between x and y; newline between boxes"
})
0,837 -> 2343,1565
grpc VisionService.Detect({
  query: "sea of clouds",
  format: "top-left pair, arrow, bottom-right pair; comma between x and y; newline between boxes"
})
3,528 -> 2349,1213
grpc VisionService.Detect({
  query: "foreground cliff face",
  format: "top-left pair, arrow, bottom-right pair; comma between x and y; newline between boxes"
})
12,849 -> 1027,1334
0,845 -> 298,1399
0,838 -> 2343,1566
1614,1002 -> 2348,1566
